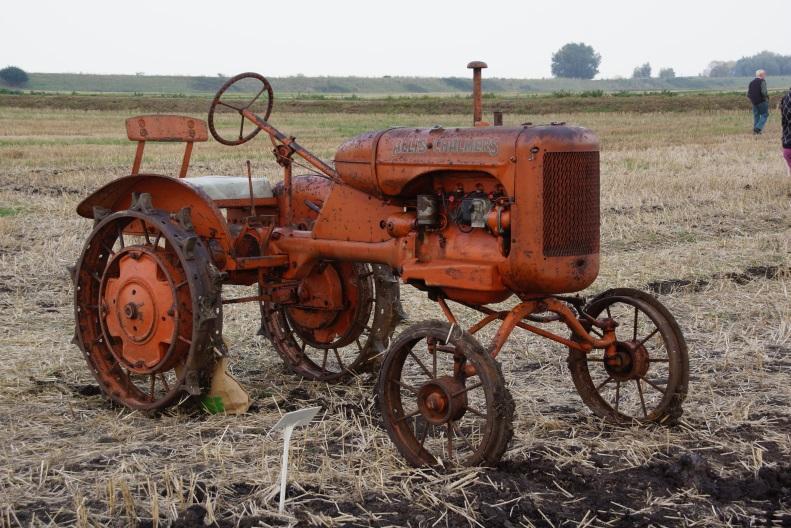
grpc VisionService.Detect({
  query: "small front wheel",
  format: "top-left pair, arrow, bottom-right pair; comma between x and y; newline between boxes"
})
569,288 -> 689,424
378,321 -> 514,467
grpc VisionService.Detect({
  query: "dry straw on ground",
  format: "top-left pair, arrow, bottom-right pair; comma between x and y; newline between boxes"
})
0,105 -> 789,527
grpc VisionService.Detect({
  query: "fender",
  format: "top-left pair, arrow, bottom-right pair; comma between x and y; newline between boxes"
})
76,174 -> 234,255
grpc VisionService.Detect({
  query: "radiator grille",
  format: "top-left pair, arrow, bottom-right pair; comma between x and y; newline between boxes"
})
542,151 -> 600,257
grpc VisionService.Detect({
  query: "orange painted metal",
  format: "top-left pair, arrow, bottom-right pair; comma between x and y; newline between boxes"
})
126,115 -> 208,178
76,61 -> 612,398
70,62 -> 691,467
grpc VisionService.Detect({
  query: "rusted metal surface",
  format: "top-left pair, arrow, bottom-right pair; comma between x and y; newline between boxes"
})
72,61 -> 688,468
568,288 -> 688,423
378,320 -> 513,466
73,205 -> 221,410
467,61 -> 487,126
126,115 -> 207,178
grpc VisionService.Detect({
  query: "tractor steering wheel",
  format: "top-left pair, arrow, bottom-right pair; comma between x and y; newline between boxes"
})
208,72 -> 274,146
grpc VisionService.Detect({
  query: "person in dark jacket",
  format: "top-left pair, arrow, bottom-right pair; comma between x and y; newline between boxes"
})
748,70 -> 769,134
780,87 -> 791,175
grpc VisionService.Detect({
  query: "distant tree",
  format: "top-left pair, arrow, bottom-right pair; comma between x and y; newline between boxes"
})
658,68 -> 676,79
733,50 -> 791,76
550,42 -> 601,79
0,66 -> 29,86
705,61 -> 736,77
632,63 -> 652,79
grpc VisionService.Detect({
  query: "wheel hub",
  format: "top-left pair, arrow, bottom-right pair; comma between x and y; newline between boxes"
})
287,263 -> 344,332
101,248 -> 179,373
604,340 -> 650,380
417,376 -> 468,425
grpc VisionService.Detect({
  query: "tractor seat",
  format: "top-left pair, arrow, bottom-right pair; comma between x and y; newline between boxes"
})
185,176 -> 273,200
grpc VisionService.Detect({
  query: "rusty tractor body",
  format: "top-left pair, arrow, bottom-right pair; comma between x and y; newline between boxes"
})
72,63 -> 689,466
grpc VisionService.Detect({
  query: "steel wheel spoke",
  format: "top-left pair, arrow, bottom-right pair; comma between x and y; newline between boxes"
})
465,406 -> 486,418
395,409 -> 420,423
159,373 -> 170,393
149,374 -> 156,399
321,349 -> 328,371
238,116 -> 245,140
408,351 -> 433,379
636,379 -> 648,417
450,381 -> 483,398
391,379 -> 419,395
638,327 -> 660,346
418,422 -> 430,447
596,375 -> 614,391
451,421 -> 474,451
614,380 -> 620,412
641,377 -> 667,395
633,306 -> 639,341
648,357 -> 670,362
333,348 -> 344,372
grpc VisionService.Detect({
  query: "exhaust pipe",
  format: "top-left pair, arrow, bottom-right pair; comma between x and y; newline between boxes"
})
467,61 -> 487,126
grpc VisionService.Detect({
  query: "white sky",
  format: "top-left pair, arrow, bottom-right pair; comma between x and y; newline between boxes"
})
3,0 -> 789,79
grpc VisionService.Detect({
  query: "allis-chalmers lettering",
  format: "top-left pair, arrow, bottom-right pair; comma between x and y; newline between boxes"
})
393,136 -> 499,156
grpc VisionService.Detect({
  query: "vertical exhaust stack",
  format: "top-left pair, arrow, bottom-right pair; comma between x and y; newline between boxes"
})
467,61 -> 487,126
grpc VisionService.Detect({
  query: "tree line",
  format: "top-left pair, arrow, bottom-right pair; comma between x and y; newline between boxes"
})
551,45 -> 791,79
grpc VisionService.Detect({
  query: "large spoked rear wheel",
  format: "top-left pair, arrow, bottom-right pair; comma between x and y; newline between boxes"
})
73,204 -> 222,411
378,321 -> 514,467
263,263 -> 399,382
568,288 -> 689,424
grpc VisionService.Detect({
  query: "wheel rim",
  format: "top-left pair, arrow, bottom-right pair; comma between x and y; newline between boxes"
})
380,324 -> 506,467
265,263 -> 396,381
74,210 -> 219,410
574,295 -> 683,421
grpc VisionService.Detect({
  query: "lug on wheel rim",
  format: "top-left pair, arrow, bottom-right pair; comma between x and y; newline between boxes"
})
73,210 -> 220,411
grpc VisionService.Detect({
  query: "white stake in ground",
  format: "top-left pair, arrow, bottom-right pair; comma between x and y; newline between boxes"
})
270,406 -> 321,513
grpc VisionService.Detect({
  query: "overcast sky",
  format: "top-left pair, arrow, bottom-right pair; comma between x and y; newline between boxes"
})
3,0 -> 789,79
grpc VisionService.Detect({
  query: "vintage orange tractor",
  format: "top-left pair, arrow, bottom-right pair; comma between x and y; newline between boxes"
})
72,62 -> 688,466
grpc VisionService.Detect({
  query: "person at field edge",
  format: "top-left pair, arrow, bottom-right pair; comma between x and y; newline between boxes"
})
748,70 -> 770,134
780,87 -> 791,176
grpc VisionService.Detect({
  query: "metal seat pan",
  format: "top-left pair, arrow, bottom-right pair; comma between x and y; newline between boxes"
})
185,176 -> 273,200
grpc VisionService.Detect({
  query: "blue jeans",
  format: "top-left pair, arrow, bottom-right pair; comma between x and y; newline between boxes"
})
753,101 -> 769,131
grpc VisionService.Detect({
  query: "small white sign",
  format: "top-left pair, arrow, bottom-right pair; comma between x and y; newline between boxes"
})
270,406 -> 322,513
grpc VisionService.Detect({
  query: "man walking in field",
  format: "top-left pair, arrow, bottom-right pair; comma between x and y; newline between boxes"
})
780,87 -> 791,176
748,70 -> 770,134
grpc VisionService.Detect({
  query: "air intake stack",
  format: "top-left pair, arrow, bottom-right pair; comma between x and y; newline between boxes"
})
467,61 -> 487,126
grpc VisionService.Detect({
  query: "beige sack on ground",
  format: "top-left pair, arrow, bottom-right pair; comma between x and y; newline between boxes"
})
203,357 -> 251,415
